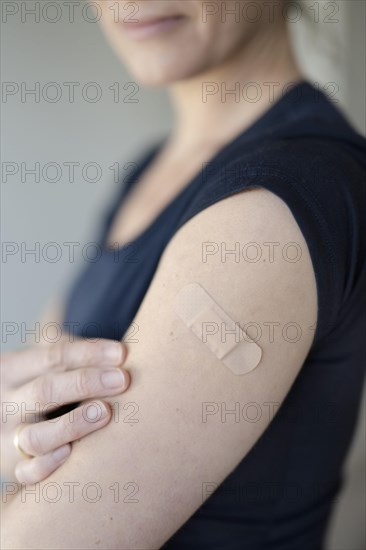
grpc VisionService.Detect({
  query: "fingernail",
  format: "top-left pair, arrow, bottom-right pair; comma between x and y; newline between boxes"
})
101,368 -> 126,389
15,464 -> 26,484
53,444 -> 71,462
103,343 -> 123,363
84,401 -> 109,422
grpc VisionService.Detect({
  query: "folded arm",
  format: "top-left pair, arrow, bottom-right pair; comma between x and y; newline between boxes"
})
2,188 -> 317,549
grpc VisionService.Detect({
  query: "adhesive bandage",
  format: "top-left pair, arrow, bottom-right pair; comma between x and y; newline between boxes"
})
175,283 -> 262,375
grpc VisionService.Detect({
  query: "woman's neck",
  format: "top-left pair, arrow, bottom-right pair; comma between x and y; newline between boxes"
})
167,23 -> 302,154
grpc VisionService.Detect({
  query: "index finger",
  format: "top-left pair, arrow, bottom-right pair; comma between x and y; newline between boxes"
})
2,339 -> 127,387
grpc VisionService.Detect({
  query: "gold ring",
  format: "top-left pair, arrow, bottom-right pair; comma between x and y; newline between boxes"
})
13,425 -> 33,459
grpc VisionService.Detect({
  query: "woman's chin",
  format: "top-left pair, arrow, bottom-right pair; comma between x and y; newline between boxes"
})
126,59 -> 206,88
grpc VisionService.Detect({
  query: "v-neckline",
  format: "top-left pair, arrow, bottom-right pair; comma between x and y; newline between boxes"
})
103,80 -> 311,252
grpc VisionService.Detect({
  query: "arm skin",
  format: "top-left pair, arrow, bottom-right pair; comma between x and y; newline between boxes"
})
1,188 -> 317,549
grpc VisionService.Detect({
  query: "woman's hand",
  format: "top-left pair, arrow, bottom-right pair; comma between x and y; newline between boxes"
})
1,339 -> 130,485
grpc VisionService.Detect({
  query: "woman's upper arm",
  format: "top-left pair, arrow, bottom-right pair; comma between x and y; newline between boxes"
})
2,188 -> 317,550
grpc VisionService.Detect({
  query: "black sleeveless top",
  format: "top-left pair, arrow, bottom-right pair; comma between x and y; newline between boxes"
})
63,82 -> 366,549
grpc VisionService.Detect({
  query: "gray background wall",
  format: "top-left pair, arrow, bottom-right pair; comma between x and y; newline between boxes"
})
1,1 -> 365,548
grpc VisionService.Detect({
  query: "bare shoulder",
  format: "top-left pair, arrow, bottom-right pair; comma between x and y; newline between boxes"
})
144,186 -> 318,359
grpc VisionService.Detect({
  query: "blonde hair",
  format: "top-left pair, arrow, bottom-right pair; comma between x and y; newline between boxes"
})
287,0 -> 345,94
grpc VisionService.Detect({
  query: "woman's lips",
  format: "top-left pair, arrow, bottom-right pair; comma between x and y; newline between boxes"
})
119,15 -> 187,41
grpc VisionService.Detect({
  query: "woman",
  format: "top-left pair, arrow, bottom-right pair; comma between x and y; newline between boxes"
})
2,1 -> 365,548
